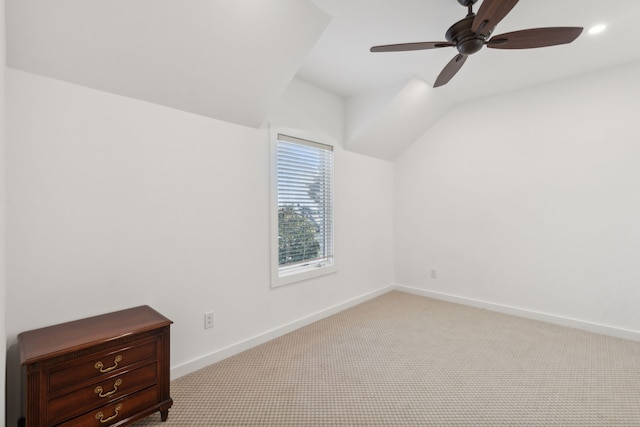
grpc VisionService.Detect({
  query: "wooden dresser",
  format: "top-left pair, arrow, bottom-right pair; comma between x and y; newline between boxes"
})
18,306 -> 173,427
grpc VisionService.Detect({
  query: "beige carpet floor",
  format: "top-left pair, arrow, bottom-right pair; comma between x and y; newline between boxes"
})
134,291 -> 640,426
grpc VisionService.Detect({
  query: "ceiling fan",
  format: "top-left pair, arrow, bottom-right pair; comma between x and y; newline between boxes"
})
370,0 -> 583,87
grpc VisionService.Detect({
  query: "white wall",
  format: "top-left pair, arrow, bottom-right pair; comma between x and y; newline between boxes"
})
1,0 -> 7,424
5,71 -> 394,425
395,61 -> 640,336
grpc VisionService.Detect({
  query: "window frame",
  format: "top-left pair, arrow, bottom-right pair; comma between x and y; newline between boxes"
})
270,126 -> 337,288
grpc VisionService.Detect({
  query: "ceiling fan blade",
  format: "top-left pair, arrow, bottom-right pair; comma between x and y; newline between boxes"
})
370,41 -> 454,53
487,27 -> 583,49
472,0 -> 519,36
434,54 -> 468,87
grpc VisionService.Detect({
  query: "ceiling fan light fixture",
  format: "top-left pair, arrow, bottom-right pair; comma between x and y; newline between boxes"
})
588,24 -> 607,35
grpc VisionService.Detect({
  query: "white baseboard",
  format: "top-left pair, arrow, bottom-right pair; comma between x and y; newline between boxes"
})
393,284 -> 640,342
170,285 -> 394,379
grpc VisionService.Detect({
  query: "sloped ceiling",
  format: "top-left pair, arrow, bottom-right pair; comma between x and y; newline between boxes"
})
301,0 -> 640,159
6,0 -> 330,128
6,1 -> 640,160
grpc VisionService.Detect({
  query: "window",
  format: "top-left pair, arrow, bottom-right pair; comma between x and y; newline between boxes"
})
271,131 -> 335,287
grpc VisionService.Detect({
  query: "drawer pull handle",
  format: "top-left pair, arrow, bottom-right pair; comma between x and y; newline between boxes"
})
95,379 -> 123,398
95,404 -> 122,424
95,355 -> 122,373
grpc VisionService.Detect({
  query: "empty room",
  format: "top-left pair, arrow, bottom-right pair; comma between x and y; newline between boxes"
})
2,0 -> 640,425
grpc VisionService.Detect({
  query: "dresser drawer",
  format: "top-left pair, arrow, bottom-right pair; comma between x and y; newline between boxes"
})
48,362 -> 158,425
49,340 -> 157,393
58,386 -> 159,427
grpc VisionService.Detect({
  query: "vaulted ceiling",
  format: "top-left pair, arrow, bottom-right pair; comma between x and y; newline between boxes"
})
7,0 -> 640,160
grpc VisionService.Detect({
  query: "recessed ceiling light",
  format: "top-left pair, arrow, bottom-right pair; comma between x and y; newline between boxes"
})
588,24 -> 607,35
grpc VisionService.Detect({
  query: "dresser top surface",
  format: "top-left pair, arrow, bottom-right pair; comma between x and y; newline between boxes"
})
18,305 -> 172,365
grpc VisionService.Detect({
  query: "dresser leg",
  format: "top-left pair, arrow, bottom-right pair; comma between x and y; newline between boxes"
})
161,409 -> 169,422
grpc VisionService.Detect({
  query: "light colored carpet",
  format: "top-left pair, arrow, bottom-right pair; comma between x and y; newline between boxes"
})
134,291 -> 640,426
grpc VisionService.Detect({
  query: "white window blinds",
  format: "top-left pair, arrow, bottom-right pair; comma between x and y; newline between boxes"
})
276,134 -> 334,276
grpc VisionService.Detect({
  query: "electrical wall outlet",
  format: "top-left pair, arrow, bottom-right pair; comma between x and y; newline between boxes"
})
430,269 -> 438,279
204,311 -> 214,329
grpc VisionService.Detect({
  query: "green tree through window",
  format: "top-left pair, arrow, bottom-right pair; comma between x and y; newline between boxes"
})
278,204 -> 320,265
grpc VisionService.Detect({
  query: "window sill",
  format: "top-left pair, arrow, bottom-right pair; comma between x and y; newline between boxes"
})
271,263 -> 337,288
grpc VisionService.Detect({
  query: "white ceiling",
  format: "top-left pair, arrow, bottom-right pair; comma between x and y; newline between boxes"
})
6,0 -> 640,159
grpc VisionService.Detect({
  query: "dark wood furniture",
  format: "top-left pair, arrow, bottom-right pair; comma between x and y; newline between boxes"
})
18,306 -> 173,427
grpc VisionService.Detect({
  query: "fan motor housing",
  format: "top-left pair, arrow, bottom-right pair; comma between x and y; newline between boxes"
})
457,37 -> 484,55
445,15 -> 485,55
